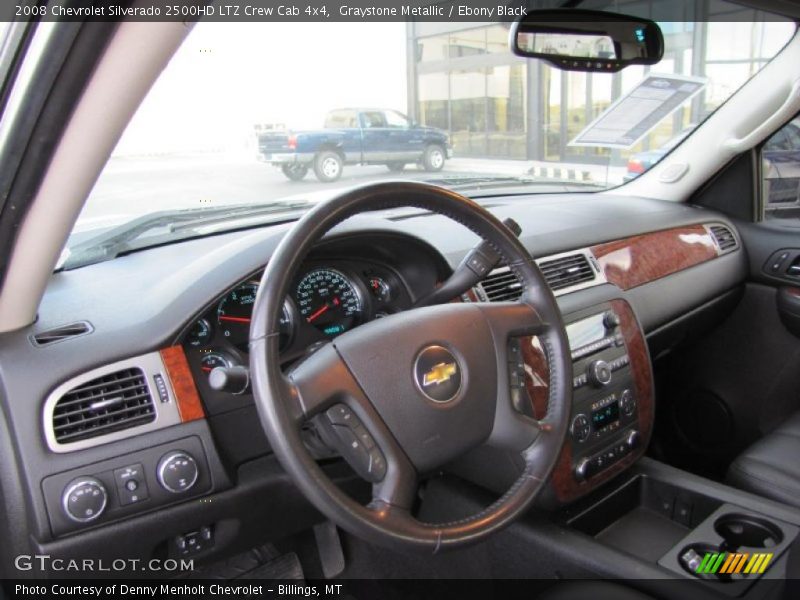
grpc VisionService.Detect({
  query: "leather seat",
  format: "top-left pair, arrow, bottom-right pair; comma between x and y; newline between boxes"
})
727,411 -> 800,508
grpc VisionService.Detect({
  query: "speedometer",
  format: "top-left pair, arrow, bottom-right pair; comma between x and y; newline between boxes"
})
296,268 -> 363,337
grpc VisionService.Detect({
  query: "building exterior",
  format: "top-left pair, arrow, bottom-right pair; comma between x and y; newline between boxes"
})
406,5 -> 790,165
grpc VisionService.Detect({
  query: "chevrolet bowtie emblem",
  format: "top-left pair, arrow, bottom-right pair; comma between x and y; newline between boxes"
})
422,362 -> 458,387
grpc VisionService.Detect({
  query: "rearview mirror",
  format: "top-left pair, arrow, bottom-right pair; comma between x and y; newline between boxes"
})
510,9 -> 664,72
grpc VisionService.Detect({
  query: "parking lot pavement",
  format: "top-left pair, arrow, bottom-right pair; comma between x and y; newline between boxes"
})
76,153 -> 626,231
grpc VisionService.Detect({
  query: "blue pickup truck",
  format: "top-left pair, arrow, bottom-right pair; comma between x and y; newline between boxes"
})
258,108 -> 453,183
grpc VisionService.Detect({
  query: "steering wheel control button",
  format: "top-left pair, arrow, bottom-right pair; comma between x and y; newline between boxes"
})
587,359 -> 612,387
413,345 -> 462,403
114,463 -> 149,506
367,448 -> 387,481
570,414 -> 591,443
326,404 -> 355,426
620,389 -> 636,416
157,451 -> 199,494
321,405 -> 385,482
62,477 -> 108,523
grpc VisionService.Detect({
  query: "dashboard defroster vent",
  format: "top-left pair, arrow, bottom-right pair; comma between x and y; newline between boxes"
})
52,368 -> 155,444
537,253 -> 596,291
708,224 -> 738,253
31,321 -> 93,347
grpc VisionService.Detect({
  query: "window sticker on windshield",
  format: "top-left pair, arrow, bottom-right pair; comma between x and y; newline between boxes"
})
569,73 -> 707,149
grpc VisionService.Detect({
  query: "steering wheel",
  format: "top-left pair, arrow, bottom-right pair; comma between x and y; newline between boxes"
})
249,182 -> 571,552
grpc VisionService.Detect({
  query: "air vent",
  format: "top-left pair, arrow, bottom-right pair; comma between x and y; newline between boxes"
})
477,268 -> 523,302
708,224 -> 738,253
52,368 -> 155,444
30,321 -> 93,347
538,253 -> 596,291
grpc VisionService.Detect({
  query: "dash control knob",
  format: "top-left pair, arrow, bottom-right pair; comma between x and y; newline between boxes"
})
62,477 -> 107,523
157,451 -> 199,494
620,389 -> 636,416
604,311 -> 621,329
587,360 -> 612,387
570,413 -> 591,443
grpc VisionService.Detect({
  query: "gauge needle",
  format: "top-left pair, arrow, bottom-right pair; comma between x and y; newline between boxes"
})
219,316 -> 251,323
307,297 -> 340,323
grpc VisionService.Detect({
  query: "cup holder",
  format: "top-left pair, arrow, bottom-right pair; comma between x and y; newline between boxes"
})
714,513 -> 783,549
679,543 -> 734,582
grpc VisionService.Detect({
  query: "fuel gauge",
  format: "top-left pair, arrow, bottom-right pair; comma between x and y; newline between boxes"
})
368,277 -> 392,303
200,351 -> 233,377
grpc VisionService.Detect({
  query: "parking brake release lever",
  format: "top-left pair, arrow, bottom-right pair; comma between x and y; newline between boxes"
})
413,217 -> 522,308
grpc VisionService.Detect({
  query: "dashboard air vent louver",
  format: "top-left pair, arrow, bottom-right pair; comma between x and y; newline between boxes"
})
538,253 -> 596,291
478,268 -> 523,302
52,367 -> 155,444
31,321 -> 92,347
709,225 -> 738,253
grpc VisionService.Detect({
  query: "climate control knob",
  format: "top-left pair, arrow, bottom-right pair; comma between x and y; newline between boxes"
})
587,360 -> 612,387
62,477 -> 107,523
620,389 -> 636,416
570,413 -> 591,443
157,451 -> 198,494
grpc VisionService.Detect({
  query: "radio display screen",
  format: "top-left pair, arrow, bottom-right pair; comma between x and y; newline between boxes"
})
567,314 -> 606,350
592,401 -> 620,430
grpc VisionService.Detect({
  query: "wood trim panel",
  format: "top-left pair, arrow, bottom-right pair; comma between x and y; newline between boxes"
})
592,225 -> 718,291
548,299 -> 654,503
160,346 -> 205,423
519,336 -> 549,420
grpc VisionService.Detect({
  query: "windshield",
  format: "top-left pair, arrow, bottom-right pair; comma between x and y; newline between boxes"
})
65,4 -> 795,267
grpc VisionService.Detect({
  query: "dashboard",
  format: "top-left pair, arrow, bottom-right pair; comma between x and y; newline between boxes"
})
0,192 -> 749,574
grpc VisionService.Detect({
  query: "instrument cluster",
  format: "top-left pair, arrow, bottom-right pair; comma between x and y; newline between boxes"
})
182,259 -> 413,392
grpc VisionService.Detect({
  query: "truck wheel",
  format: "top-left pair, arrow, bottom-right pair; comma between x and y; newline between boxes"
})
386,162 -> 406,172
281,164 -> 309,181
314,151 -> 343,183
422,144 -> 446,172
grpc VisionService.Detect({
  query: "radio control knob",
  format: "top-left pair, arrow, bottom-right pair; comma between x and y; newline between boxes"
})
62,477 -> 107,523
587,360 -> 612,387
157,451 -> 199,494
570,413 -> 591,443
626,430 -> 641,449
574,458 -> 590,481
604,311 -> 621,329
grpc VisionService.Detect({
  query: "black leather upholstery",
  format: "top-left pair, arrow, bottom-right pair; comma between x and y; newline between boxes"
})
727,412 -> 800,508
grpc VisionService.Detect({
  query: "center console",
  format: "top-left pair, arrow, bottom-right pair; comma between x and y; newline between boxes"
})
538,298 -> 655,506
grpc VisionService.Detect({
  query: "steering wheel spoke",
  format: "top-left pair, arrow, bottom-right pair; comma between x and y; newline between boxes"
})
284,343 -> 359,423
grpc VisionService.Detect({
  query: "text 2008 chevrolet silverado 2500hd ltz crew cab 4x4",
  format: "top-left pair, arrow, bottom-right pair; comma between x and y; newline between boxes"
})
258,108 -> 452,182
7,3 -> 800,598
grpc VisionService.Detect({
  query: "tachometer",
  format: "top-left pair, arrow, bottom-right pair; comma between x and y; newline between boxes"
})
217,282 -> 259,347
296,268 -> 363,337
217,282 -> 295,350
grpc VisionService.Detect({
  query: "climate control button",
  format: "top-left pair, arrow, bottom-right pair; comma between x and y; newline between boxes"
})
157,451 -> 198,493
62,477 -> 107,523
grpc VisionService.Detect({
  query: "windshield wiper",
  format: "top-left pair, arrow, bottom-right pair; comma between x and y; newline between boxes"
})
61,200 -> 312,270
